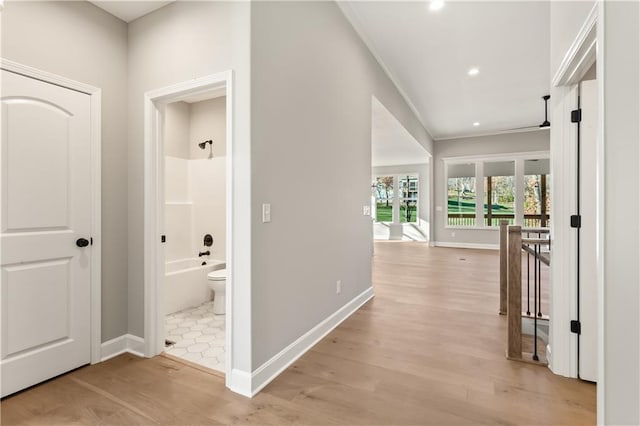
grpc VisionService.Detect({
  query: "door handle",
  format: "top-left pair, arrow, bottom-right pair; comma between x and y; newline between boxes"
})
76,238 -> 90,248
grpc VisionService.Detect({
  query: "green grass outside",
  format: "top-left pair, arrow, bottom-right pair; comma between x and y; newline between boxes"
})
375,199 -> 513,221
375,204 -> 417,223
447,198 -> 476,214
447,198 -> 514,215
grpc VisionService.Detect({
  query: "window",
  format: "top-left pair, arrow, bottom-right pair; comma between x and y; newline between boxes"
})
483,161 -> 515,226
399,175 -> 418,223
374,176 -> 394,222
373,174 -> 420,223
444,155 -> 551,229
447,163 -> 476,226
524,159 -> 551,228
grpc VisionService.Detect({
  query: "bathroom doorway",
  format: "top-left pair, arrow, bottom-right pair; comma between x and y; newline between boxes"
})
161,93 -> 228,373
143,72 -> 234,381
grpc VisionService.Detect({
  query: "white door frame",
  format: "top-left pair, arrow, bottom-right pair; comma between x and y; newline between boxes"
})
548,0 -> 603,393
0,58 -> 103,364
143,71 -> 234,383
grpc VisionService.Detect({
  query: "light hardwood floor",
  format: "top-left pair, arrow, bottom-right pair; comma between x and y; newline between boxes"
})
1,242 -> 595,425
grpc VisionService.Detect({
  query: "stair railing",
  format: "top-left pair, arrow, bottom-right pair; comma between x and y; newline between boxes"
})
499,220 -> 551,364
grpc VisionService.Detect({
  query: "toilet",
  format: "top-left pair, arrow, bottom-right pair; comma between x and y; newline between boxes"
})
207,268 -> 227,314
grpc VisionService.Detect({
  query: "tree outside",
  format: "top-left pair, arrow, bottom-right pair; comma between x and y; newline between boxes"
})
485,176 -> 515,213
447,177 -> 476,213
374,175 -> 418,223
376,176 -> 394,207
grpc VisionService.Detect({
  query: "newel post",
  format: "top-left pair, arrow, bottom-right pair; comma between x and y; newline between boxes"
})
499,220 -> 508,315
506,225 -> 522,360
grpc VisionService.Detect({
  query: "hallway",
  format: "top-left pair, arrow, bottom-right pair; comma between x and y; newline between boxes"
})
1,242 -> 595,425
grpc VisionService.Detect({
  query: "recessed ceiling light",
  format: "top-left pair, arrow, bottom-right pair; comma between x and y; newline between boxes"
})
429,0 -> 444,11
473,122 -> 480,126
468,68 -> 480,76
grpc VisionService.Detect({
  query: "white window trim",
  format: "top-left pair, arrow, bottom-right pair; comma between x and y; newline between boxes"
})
442,150 -> 550,164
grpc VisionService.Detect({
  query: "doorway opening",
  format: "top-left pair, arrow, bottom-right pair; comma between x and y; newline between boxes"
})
161,93 -> 228,373
372,174 -> 426,241
143,72 -> 233,381
370,96 -> 431,242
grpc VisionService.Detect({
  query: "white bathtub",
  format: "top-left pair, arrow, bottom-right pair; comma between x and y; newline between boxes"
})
165,258 -> 225,315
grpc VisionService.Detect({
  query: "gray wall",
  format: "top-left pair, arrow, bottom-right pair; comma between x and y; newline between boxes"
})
602,2 -> 639,423
1,1 -> 130,342
433,130 -> 550,246
164,102 -> 191,159
127,1 -> 252,374
2,0 -> 432,380
190,97 -> 227,159
164,97 -> 227,160
550,1 -> 595,78
250,1 -> 433,369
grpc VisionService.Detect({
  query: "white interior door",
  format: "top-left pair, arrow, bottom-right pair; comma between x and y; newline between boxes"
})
578,78 -> 598,382
1,70 -> 93,397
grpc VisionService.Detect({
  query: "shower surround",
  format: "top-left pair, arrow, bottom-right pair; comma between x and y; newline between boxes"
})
164,96 -> 227,314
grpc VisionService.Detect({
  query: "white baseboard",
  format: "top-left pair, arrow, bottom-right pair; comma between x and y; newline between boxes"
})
250,286 -> 374,396
433,241 -> 499,250
101,334 -> 146,361
228,368 -> 252,398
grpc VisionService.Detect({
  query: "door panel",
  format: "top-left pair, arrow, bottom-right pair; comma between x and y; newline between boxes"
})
578,79 -> 598,382
1,69 -> 92,397
3,99 -> 71,231
2,259 -> 71,358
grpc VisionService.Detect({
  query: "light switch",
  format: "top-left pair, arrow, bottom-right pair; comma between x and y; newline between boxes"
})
363,205 -> 371,216
436,206 -> 443,212
262,203 -> 271,223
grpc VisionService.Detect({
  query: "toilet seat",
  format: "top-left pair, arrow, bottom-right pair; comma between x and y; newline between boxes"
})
207,268 -> 226,281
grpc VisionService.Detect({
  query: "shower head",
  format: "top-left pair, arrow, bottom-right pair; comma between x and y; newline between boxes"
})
198,140 -> 213,150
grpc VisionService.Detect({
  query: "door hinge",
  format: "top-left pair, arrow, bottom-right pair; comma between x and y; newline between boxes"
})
570,214 -> 581,228
161,235 -> 166,243
570,320 -> 581,334
571,109 -> 582,123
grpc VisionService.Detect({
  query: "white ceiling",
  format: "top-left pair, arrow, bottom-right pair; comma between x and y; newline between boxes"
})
87,0 -> 550,149
372,97 -> 429,167
342,1 -> 551,140
89,1 -> 174,23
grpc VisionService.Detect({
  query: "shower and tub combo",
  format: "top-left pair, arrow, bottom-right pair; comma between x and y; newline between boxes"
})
164,233 -> 227,315
165,257 -> 225,314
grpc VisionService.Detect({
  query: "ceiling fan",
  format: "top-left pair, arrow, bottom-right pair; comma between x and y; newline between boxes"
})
501,95 -> 551,131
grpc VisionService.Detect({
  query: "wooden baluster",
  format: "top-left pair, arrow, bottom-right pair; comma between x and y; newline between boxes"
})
506,225 -> 522,360
499,220 -> 508,315
487,176 -> 493,226
541,174 -> 547,228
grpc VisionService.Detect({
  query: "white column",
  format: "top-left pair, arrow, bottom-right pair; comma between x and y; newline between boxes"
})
392,175 -> 400,224
475,161 -> 484,227
515,159 -> 524,226
422,162 -> 431,240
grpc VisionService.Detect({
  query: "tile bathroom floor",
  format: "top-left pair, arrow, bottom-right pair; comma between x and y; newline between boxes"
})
164,301 -> 225,373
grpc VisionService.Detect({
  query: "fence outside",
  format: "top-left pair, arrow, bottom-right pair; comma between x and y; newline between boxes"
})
447,213 -> 550,228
